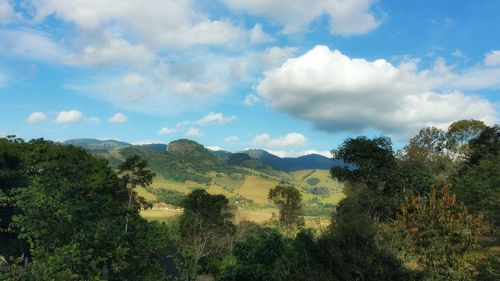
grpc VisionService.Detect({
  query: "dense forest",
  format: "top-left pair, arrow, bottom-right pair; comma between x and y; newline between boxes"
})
0,120 -> 498,281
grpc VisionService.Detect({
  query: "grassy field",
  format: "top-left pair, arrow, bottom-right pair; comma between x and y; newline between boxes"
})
139,169 -> 344,224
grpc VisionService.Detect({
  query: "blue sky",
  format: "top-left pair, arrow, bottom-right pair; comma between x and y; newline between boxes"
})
0,0 -> 499,157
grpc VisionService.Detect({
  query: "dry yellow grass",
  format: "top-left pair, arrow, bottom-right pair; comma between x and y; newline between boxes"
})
236,175 -> 279,205
136,187 -> 156,201
141,209 -> 181,223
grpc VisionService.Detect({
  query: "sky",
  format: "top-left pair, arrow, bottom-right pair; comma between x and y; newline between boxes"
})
0,0 -> 499,157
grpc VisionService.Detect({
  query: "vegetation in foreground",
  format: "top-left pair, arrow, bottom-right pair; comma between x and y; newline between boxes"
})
0,120 -> 498,280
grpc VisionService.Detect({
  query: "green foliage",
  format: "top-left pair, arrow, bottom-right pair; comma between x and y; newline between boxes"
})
474,254 -> 500,281
452,124 -> 499,229
392,184 -> 485,280
226,153 -> 251,165
403,126 -> 456,180
301,198 -> 335,217
220,228 -> 291,281
317,197 -> 414,281
331,136 -> 416,220
0,139 -> 170,280
180,189 -> 235,279
268,185 -> 304,235
155,189 -> 186,207
447,119 -> 487,158
466,124 -> 499,165
0,137 -> 29,262
454,154 -> 500,228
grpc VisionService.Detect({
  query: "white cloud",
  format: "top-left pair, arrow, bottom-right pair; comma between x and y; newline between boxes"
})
268,133 -> 307,147
186,128 -> 202,137
65,38 -> 154,66
484,50 -> 500,66
109,113 -> 127,123
55,110 -> 83,124
194,112 -> 237,126
252,133 -> 270,145
224,136 -> 239,143
176,120 -> 191,128
207,145 -> 224,151
258,46 -> 298,69
0,29 -> 65,61
267,149 -> 331,158
31,0 -> 245,48
173,81 -> 227,96
258,45 -> 498,137
0,0 -> 17,25
244,94 -> 261,106
249,23 -> 273,43
158,127 -> 176,135
252,132 -> 307,148
27,112 -> 48,124
87,117 -> 100,124
452,49 -> 465,59
67,50 -> 247,115
223,0 -> 381,35
133,139 -> 165,145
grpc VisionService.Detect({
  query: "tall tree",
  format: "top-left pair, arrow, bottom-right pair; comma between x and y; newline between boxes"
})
403,126 -> 455,181
447,119 -> 487,159
268,185 -> 303,236
454,124 -> 500,229
331,136 -> 405,220
180,189 -> 235,280
117,155 -> 155,233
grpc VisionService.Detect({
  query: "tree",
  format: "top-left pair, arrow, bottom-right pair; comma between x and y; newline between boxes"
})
1,139 -> 167,280
402,126 -> 455,181
447,119 -> 487,159
117,155 -> 155,233
466,124 -> 499,166
268,185 -> 304,235
454,124 -> 500,229
180,189 -> 235,280
331,136 -> 406,220
0,137 -> 29,266
220,228 -> 292,281
392,184 -> 485,280
318,197 -> 414,281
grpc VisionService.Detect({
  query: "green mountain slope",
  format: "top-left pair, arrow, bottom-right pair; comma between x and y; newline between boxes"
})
64,138 -> 345,214
63,138 -> 131,151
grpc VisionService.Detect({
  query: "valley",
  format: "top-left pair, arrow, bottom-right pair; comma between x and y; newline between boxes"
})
64,138 -> 346,224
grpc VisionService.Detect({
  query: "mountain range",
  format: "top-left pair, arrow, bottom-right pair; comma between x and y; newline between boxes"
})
62,138 -> 343,173
62,138 -> 346,212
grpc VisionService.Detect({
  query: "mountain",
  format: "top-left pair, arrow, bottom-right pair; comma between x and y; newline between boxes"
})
63,138 -> 342,181
63,138 -> 131,151
240,149 -> 342,172
118,139 -> 230,184
63,138 -> 345,212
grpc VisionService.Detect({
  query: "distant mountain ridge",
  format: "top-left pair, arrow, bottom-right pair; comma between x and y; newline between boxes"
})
63,138 -> 131,151
239,149 -> 342,172
63,138 -> 342,176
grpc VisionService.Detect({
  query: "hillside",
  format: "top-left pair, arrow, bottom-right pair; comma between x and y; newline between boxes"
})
240,149 -> 343,171
63,138 -> 345,216
63,138 -> 131,151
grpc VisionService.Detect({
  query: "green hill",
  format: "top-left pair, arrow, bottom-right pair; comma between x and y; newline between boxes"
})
63,138 -> 131,151
64,138 -> 345,218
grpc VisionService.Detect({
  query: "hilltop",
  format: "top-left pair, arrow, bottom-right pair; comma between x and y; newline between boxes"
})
63,138 -> 131,151
63,138 -> 345,216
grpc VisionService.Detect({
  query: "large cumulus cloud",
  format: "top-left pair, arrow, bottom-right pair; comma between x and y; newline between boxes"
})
257,46 -> 497,136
